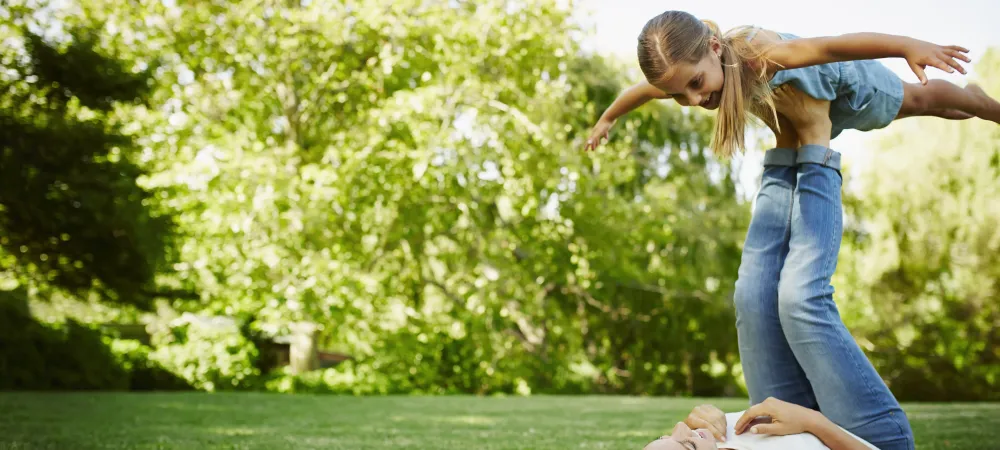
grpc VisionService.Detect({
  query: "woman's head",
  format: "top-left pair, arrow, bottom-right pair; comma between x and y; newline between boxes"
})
643,421 -> 719,450
636,11 -> 777,158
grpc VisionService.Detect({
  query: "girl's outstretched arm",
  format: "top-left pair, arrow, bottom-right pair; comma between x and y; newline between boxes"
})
585,81 -> 668,151
763,33 -> 971,84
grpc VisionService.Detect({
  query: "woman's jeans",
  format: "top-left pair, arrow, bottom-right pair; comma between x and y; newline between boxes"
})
733,145 -> 914,450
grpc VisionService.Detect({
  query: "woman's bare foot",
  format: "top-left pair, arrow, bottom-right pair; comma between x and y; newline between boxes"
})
772,84 -> 833,148
759,110 -> 800,149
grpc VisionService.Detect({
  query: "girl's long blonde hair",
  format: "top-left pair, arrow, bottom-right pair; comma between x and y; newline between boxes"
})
637,11 -> 779,158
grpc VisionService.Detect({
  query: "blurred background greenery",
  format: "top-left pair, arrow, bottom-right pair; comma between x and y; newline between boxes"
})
1,0 -> 997,402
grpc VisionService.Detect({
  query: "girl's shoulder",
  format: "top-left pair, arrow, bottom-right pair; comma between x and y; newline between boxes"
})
730,26 -> 785,74
743,26 -> 784,47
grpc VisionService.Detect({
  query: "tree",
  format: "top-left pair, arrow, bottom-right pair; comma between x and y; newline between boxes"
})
0,2 -> 175,308
837,49 -> 1000,401
63,0 -> 749,395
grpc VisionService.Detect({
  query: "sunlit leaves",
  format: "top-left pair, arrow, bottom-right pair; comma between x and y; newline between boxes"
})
837,50 -> 1000,400
60,0 -> 746,395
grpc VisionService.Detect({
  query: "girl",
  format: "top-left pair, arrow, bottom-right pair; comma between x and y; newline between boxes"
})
584,11 -> 999,156
585,11 -> 1000,450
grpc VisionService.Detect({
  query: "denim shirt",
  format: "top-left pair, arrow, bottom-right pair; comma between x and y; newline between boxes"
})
763,31 -> 905,138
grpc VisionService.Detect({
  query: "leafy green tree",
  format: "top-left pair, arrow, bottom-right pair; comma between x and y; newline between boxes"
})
47,0 -> 749,395
838,49 -> 1000,401
0,2 -> 175,307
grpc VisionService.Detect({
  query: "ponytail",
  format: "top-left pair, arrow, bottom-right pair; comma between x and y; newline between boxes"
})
711,25 -> 779,158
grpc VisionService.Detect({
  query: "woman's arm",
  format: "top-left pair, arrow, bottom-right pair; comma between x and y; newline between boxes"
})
734,397 -> 875,450
762,33 -> 971,84
804,413 -> 876,450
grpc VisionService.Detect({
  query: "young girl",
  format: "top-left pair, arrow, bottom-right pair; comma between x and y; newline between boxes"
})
584,11 -> 999,156
584,11 -> 1000,450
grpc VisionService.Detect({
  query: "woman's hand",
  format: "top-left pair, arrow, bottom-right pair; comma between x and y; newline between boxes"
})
683,404 -> 728,442
902,39 -> 971,84
734,397 -> 822,437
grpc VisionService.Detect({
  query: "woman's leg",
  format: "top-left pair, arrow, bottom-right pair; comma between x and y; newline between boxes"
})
733,147 -> 818,410
777,146 -> 914,450
771,86 -> 914,449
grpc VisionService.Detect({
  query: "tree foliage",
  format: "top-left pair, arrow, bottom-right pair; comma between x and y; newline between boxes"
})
838,50 -> 1000,400
65,0 -> 747,395
0,2 -> 174,307
5,0 -> 995,399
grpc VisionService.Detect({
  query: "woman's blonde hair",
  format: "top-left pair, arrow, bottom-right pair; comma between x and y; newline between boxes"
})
637,11 -> 779,158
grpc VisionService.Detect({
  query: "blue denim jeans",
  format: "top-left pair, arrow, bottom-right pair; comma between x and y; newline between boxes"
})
734,145 -> 914,450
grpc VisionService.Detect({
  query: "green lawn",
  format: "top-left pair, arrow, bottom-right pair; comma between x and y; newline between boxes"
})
0,393 -> 996,449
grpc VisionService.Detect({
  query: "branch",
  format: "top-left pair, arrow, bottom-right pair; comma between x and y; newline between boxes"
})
420,275 -> 466,310
141,287 -> 199,300
487,99 -> 545,140
276,71 -> 303,149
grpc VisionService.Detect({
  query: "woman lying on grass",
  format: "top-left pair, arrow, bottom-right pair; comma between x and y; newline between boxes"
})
645,397 -> 878,450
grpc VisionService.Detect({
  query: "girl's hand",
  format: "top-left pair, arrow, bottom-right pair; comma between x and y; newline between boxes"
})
733,397 -> 821,437
903,39 -> 971,85
684,404 -> 729,442
584,118 -> 615,151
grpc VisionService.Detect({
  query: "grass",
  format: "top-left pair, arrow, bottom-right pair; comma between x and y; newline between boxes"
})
0,393 -> 997,449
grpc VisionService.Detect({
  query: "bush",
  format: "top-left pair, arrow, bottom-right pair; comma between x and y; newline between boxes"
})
0,290 -> 127,390
260,362 -> 394,395
0,293 -> 259,393
263,367 -> 337,394
109,339 -> 192,391
149,314 -> 260,391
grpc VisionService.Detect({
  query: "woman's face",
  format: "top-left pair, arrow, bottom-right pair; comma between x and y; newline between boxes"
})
643,421 -> 719,450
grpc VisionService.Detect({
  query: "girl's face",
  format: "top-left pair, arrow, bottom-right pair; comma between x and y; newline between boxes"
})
643,421 -> 719,450
651,38 -> 725,110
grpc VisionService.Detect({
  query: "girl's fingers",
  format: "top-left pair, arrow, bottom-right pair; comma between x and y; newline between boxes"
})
947,49 -> 972,63
924,57 -> 953,74
940,54 -> 966,74
909,62 -> 928,84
